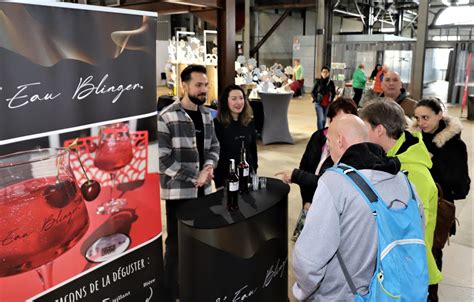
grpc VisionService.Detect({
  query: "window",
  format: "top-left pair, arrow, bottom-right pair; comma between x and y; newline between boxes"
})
435,6 -> 474,26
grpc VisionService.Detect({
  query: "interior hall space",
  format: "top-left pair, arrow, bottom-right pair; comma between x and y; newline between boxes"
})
2,0 -> 473,301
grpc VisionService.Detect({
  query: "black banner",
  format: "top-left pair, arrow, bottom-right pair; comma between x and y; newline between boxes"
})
29,236 -> 164,302
0,2 -> 164,301
0,2 -> 156,145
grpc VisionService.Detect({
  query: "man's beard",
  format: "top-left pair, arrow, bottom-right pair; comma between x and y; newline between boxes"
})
189,93 -> 207,106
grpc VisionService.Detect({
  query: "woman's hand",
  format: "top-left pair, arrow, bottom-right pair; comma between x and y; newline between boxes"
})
275,170 -> 293,184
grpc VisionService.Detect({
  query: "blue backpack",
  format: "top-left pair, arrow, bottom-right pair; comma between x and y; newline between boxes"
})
330,165 -> 428,302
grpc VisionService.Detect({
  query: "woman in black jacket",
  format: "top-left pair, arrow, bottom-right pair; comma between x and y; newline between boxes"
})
311,66 -> 337,130
276,97 -> 358,209
413,97 -> 470,301
214,84 -> 258,188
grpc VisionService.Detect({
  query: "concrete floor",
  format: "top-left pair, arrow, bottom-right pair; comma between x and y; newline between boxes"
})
160,91 -> 473,301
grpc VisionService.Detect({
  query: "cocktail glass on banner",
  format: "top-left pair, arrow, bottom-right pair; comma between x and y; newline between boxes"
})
94,122 -> 133,215
0,148 -> 90,289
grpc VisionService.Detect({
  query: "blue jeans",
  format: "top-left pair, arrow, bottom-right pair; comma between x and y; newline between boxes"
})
315,103 -> 328,130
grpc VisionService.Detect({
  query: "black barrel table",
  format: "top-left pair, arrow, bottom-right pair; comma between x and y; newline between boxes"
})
176,178 -> 290,302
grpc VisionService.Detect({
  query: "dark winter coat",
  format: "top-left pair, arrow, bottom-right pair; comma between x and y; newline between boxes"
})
412,116 -> 470,201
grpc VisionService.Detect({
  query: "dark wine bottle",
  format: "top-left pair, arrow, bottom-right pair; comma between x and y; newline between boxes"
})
227,159 -> 239,211
238,141 -> 250,194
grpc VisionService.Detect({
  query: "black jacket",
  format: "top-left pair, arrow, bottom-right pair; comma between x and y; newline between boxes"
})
213,119 -> 258,188
291,129 -> 333,205
415,117 -> 470,201
311,78 -> 336,104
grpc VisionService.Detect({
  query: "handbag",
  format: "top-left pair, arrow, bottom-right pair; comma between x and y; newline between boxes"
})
433,183 -> 456,249
291,208 -> 308,242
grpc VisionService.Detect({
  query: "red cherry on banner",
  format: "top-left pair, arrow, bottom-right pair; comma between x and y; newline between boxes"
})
43,180 -> 77,208
81,180 -> 101,201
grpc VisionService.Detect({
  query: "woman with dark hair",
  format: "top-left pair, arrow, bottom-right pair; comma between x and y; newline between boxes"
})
369,64 -> 382,81
413,97 -> 470,301
213,84 -> 258,188
311,66 -> 337,130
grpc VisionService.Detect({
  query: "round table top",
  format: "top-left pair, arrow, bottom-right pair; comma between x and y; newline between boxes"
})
258,91 -> 294,95
176,178 -> 289,229
239,83 -> 257,89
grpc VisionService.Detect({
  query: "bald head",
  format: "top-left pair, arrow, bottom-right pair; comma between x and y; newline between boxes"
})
327,115 -> 368,163
382,71 -> 402,99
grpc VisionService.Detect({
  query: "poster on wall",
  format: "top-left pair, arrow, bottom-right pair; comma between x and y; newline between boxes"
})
0,1 -> 163,301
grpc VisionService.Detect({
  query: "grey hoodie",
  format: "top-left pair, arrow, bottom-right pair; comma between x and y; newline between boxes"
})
292,143 -> 422,301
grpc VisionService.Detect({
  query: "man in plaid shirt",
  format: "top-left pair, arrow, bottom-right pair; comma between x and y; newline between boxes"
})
158,64 -> 219,301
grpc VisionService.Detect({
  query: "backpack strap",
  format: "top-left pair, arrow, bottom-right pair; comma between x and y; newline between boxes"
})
332,164 -> 380,204
336,251 -> 358,295
403,173 -> 416,201
329,164 -> 384,296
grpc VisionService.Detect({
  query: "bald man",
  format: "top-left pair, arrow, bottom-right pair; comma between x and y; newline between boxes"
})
326,115 -> 368,162
293,115 -> 420,301
380,71 -> 417,118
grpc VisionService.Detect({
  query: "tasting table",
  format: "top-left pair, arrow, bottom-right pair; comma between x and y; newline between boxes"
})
176,178 -> 290,302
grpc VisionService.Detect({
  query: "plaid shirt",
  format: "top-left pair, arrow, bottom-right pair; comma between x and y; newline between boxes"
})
158,100 -> 219,200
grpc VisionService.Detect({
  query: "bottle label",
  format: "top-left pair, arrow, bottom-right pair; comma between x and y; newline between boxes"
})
229,181 -> 239,191
243,168 -> 249,177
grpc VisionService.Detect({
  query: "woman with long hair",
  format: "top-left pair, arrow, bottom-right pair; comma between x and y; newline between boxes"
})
213,84 -> 258,188
413,97 -> 470,301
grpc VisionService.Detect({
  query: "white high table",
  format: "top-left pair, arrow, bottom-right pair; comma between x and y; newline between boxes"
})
258,91 -> 294,145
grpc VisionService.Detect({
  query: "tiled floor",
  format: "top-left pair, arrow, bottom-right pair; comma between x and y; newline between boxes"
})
160,90 -> 473,301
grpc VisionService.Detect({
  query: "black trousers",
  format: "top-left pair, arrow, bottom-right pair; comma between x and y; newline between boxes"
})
163,189 -> 203,302
353,88 -> 363,107
163,200 -> 182,302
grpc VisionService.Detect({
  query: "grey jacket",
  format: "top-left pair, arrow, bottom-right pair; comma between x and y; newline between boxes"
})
158,100 -> 219,200
292,168 -> 420,301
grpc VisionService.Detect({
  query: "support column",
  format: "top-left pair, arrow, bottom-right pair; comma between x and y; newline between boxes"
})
447,44 -> 458,104
368,3 -> 374,35
324,0 -> 332,66
243,0 -> 251,58
217,0 -> 236,96
411,0 -> 428,100
314,0 -> 325,75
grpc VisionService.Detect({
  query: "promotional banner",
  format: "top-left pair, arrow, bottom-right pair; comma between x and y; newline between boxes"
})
0,1 -> 163,301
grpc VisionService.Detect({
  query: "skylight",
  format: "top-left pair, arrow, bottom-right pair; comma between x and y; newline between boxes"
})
435,6 -> 474,26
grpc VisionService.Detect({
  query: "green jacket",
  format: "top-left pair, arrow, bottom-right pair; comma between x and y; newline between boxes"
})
352,68 -> 367,89
387,131 -> 442,285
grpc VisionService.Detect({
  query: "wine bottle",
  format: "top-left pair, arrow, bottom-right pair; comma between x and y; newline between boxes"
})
238,141 -> 250,194
227,159 -> 239,211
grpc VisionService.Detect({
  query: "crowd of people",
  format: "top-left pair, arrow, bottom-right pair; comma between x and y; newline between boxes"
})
157,63 -> 470,302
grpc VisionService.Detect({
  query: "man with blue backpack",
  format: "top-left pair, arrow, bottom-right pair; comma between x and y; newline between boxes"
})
292,115 -> 428,301
359,99 -> 442,294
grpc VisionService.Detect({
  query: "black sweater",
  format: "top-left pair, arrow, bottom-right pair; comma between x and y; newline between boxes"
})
213,119 -> 258,188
